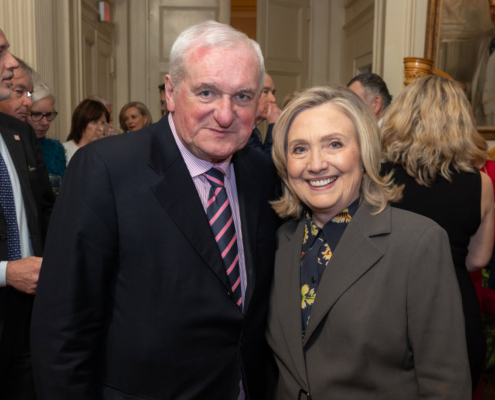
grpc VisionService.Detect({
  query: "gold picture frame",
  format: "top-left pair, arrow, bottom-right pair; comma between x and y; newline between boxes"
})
425,0 -> 495,140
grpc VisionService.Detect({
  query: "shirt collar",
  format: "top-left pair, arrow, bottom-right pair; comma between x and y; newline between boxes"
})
168,113 -> 232,179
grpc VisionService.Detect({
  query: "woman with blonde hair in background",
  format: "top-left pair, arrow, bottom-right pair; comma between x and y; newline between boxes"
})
266,85 -> 471,399
119,101 -> 152,133
381,74 -> 494,396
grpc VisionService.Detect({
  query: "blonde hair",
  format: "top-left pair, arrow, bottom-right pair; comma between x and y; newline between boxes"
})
271,85 -> 402,220
119,102 -> 153,132
381,74 -> 487,186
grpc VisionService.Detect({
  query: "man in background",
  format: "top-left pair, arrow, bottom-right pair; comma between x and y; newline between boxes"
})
0,29 -> 54,400
247,72 -> 281,158
348,72 -> 392,124
0,57 -> 35,123
31,21 -> 279,400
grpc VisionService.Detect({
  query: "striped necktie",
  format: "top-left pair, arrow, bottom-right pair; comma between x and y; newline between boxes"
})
203,167 -> 242,310
0,152 -> 21,261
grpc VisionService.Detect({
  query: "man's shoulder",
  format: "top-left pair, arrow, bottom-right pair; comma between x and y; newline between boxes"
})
0,112 -> 33,135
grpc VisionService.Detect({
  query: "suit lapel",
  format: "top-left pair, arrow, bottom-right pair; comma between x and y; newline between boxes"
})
276,219 -> 309,388
0,118 -> 37,223
302,203 -> 390,346
149,118 -> 231,294
232,151 -> 260,312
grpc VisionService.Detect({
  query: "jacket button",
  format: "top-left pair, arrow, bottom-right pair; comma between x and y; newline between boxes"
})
0,234 -> 7,241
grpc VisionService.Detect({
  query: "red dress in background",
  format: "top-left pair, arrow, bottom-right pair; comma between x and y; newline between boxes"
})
471,160 -> 495,400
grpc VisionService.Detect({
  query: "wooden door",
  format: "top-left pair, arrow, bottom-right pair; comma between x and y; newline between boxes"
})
257,0 -> 310,112
81,0 -> 116,122
148,0 -> 230,123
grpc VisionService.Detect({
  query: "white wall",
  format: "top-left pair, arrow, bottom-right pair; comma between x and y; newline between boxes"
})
381,0 -> 428,98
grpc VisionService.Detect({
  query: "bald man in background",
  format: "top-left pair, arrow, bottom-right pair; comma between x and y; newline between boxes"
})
247,73 -> 281,158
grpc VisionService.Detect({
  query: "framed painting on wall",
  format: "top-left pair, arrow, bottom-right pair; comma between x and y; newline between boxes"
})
425,0 -> 495,139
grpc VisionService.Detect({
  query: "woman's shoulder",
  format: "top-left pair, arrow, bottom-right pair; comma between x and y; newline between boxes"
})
387,205 -> 447,239
276,218 -> 300,242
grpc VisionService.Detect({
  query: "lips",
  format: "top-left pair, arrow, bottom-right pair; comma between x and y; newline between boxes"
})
308,177 -> 337,187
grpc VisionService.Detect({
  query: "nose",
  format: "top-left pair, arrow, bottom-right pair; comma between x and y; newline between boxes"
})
40,116 -> 49,126
307,149 -> 327,174
214,96 -> 235,128
23,95 -> 33,108
268,91 -> 276,103
5,52 -> 18,71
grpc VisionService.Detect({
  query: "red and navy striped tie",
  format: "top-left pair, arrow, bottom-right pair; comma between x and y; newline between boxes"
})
0,152 -> 21,261
204,167 -> 243,311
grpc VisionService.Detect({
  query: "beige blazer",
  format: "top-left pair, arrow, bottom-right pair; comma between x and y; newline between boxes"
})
266,203 -> 471,400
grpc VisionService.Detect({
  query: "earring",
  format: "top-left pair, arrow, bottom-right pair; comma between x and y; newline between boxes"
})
362,170 -> 366,178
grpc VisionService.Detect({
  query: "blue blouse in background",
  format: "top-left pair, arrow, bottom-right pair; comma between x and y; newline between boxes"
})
38,137 -> 66,178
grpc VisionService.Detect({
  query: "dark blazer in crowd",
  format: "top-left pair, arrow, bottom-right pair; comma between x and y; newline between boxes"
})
266,203 -> 471,400
247,123 -> 274,159
0,112 -> 55,397
30,116 -> 280,400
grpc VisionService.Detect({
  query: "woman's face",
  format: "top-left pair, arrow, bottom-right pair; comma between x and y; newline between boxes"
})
286,103 -> 363,227
124,107 -> 147,132
27,97 -> 55,139
82,113 -> 107,143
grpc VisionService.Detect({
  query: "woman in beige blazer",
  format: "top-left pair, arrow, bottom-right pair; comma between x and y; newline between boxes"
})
266,85 -> 471,399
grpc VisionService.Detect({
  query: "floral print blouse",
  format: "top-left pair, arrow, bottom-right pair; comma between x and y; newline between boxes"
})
300,198 -> 359,338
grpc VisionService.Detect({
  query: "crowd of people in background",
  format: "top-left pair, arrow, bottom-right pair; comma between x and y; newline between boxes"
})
0,15 -> 494,400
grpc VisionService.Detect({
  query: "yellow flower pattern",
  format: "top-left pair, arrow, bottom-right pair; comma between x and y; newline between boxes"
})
301,284 -> 316,309
300,201 -> 358,338
332,208 -> 352,223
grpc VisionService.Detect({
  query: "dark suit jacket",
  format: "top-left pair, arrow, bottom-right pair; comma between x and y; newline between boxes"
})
247,123 -> 274,159
0,112 -> 54,339
266,203 -> 471,400
31,117 -> 280,400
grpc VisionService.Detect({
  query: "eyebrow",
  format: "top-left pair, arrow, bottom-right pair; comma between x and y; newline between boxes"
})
288,133 -> 345,147
13,83 -> 27,90
194,83 -> 256,97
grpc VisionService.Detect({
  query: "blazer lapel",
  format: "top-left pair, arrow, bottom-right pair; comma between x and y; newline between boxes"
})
276,219 -> 309,388
149,119 -> 231,294
0,119 -> 37,223
232,151 -> 260,312
302,203 -> 390,346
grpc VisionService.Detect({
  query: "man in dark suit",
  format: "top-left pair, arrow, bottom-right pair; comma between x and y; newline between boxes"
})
247,73 -> 281,158
31,21 -> 280,400
0,29 -> 55,400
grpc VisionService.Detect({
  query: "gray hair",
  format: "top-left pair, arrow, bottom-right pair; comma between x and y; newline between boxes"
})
347,73 -> 392,110
14,56 -> 39,85
31,82 -> 55,105
87,95 -> 112,107
169,20 -> 265,91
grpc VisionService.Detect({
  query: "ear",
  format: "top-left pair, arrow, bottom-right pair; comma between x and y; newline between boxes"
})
143,115 -> 148,125
371,95 -> 383,116
165,75 -> 176,112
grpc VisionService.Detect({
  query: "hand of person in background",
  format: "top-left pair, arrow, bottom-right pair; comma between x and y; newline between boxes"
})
6,256 -> 42,295
266,102 -> 282,125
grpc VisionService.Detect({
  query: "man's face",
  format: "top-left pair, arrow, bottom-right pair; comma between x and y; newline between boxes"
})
255,73 -> 276,125
348,81 -> 382,119
0,68 -> 33,121
160,89 -> 166,116
165,43 -> 260,164
490,0 -> 495,25
0,30 -> 18,102
348,81 -> 368,104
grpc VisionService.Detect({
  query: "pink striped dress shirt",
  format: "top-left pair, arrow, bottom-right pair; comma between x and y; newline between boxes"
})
169,114 -> 247,399
168,114 -> 248,310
